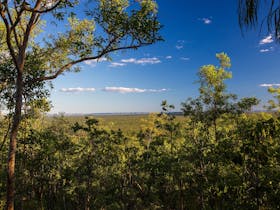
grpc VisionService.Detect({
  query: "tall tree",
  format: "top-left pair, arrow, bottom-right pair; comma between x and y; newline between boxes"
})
200,53 -> 236,139
0,0 -> 161,209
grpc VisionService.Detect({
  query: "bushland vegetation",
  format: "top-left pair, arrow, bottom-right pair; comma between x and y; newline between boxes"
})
1,53 -> 280,209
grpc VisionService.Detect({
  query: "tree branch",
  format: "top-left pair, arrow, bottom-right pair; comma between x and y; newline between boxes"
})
23,0 -> 63,14
6,5 -> 21,49
10,7 -> 24,32
0,6 -> 19,69
32,42 -> 152,83
19,0 -> 42,69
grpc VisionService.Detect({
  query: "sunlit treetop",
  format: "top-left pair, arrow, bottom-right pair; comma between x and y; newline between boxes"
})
198,52 -> 232,97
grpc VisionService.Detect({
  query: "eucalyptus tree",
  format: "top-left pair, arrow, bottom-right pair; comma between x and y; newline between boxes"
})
0,0 -> 161,209
181,53 -> 236,207
182,53 -> 236,141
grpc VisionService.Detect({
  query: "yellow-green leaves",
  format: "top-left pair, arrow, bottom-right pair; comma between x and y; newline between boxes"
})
69,17 -> 95,34
266,87 -> 280,112
268,86 -> 280,95
216,52 -> 231,68
0,22 -> 5,43
199,52 -> 232,96
48,17 -> 96,63
102,0 -> 129,8
139,0 -> 158,14
100,0 -> 129,12
99,0 -> 158,14
68,17 -> 95,49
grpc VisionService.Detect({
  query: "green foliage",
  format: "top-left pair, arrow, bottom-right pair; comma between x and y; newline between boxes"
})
198,52 -> 233,107
0,50 -> 50,112
237,97 -> 260,112
182,52 -> 237,143
0,108 -> 280,209
265,87 -> 280,111
1,0 -> 162,209
1,52 -> 280,209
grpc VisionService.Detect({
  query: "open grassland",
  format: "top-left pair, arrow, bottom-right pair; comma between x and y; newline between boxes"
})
48,114 -> 185,134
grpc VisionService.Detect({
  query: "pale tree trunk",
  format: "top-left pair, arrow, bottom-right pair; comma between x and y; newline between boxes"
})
6,70 -> 23,210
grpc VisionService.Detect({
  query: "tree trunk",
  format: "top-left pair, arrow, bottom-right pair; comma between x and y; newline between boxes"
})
179,179 -> 184,210
6,71 -> 23,210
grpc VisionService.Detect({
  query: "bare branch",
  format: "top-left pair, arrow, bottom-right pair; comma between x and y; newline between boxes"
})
10,7 -> 24,32
0,7 -> 18,69
19,0 -> 42,67
32,42 -> 152,83
6,5 -> 21,49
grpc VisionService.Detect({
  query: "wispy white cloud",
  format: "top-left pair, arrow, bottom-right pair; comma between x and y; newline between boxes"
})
148,88 -> 168,93
84,57 -> 108,67
60,86 -> 168,94
166,55 -> 172,59
259,83 -> 280,87
259,35 -> 273,45
103,87 -> 167,94
175,40 -> 185,50
260,49 -> 270,53
60,87 -> 96,92
201,17 -> 212,24
259,46 -> 274,53
121,57 -> 161,65
121,58 -> 136,63
109,62 -> 126,67
176,45 -> 184,50
180,57 -> 190,61
136,58 -> 161,64
104,87 -> 146,93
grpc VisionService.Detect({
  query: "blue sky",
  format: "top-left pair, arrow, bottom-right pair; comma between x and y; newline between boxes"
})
48,0 -> 280,114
